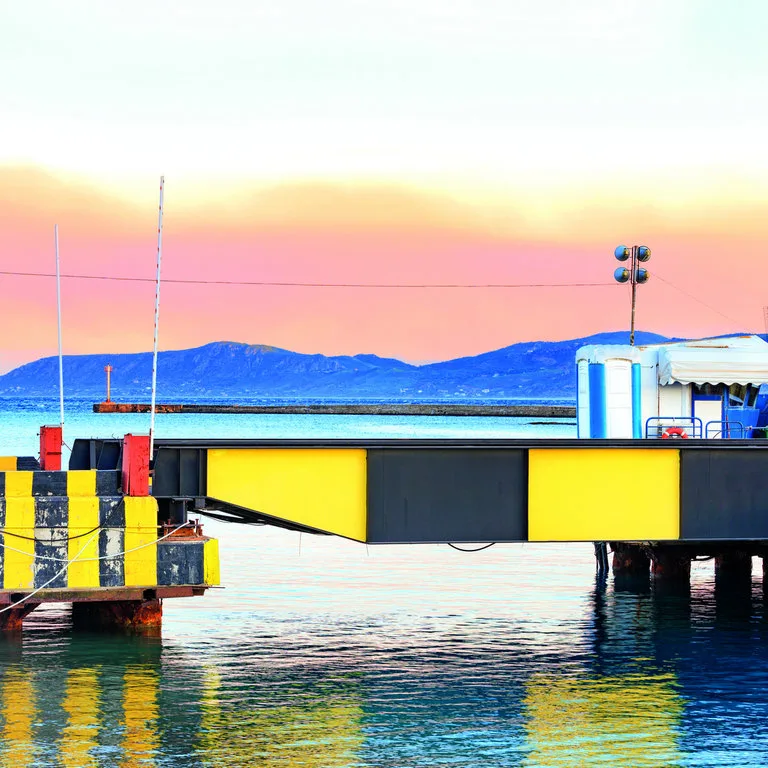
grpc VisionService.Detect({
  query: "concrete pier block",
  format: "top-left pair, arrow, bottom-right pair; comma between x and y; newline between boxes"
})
72,599 -> 163,633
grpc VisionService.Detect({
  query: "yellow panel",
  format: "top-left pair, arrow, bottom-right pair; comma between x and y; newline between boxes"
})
67,497 -> 100,588
0,458 -> 18,472
3,497 -> 35,589
528,449 -> 679,541
5,472 -> 32,497
207,448 -> 367,541
204,539 -> 220,586
67,471 -> 97,497
124,497 -> 158,587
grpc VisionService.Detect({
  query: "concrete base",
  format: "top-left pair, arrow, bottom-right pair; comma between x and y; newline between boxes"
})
72,599 -> 163,633
0,603 -> 38,632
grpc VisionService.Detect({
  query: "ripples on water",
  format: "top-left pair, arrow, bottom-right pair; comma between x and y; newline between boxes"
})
0,407 -> 766,765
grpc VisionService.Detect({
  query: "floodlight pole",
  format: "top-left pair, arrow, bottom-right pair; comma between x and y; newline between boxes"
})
629,245 -> 638,346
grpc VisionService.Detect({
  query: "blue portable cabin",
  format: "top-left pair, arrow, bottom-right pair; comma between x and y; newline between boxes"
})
576,335 -> 768,439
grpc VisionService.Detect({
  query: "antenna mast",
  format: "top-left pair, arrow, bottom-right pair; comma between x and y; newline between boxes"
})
54,225 -> 64,430
149,177 -> 164,458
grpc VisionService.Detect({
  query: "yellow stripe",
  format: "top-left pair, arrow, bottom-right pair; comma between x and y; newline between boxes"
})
121,667 -> 159,767
123,497 -> 158,587
204,538 -> 220,586
207,448 -> 368,541
0,458 -> 17,472
5,472 -> 32,497
528,449 -> 680,541
67,470 -> 97,497
0,670 -> 35,768
3,497 -> 35,589
67,497 -> 100,588
61,669 -> 99,768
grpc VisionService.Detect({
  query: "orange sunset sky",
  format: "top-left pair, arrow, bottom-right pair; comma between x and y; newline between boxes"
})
1,2 -> 767,373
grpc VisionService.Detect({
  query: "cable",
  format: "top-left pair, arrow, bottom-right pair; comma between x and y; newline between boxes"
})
0,525 -> 101,544
0,270 -> 615,290
0,522 -> 192,563
0,529 -> 100,614
448,542 -> 496,552
653,273 -> 744,325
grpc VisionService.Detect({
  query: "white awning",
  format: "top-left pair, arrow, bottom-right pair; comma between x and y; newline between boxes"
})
657,336 -> 768,386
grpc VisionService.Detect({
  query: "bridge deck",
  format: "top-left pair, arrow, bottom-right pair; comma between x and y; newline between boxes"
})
71,438 -> 768,546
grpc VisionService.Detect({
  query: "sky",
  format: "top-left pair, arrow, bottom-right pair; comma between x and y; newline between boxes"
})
0,1 -> 767,372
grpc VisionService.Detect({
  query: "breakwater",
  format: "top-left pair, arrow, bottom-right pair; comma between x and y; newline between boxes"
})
93,402 -> 576,417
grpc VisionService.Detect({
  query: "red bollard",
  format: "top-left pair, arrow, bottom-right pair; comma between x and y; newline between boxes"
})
39,425 -> 63,470
122,434 -> 150,496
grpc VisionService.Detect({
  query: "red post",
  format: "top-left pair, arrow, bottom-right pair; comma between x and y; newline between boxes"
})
39,425 -> 63,470
122,434 -> 150,496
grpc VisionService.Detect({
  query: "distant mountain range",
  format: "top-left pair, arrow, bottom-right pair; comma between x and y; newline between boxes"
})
0,331 -> 674,402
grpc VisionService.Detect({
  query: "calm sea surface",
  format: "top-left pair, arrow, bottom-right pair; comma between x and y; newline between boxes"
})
1,400 -> 767,766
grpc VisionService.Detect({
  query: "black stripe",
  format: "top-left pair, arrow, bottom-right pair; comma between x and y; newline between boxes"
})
33,497 -> 69,588
31,472 -> 67,497
0,473 -> 6,497
95,471 -> 120,497
17,456 -> 41,471
99,497 -> 125,528
98,529 -> 124,587
157,542 -> 204,585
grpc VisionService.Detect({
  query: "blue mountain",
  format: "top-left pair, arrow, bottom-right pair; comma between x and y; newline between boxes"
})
0,332 -> 673,401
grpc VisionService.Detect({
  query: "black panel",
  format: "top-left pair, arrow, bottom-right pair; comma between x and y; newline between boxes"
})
367,449 -> 527,543
33,498 -> 68,588
152,448 -> 207,498
157,542 -> 204,585
99,529 -> 125,587
95,471 -> 121,496
681,450 -> 768,539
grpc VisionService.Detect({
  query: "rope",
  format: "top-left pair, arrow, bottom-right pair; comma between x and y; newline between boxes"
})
0,523 -> 192,563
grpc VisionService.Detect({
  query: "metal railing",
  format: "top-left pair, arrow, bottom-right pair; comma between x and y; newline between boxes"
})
645,416 -> 703,439
705,420 -> 746,439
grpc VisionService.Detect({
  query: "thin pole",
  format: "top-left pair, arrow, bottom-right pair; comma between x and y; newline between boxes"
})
149,177 -> 164,458
54,225 -> 64,429
629,245 -> 637,346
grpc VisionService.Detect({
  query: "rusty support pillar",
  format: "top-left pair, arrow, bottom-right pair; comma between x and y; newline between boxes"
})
651,550 -> 691,581
72,599 -> 162,633
715,552 -> 752,583
612,543 -> 650,577
0,603 -> 38,632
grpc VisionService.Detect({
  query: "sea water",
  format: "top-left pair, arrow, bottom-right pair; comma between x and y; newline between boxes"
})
0,399 -> 766,766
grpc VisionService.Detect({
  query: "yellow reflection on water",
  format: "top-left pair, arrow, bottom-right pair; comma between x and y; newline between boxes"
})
197,666 -> 365,767
61,668 -> 100,768
120,666 -> 159,768
0,669 -> 35,768
523,672 -> 683,767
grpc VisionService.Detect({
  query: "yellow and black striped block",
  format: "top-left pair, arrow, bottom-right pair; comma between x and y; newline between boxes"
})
0,470 -> 120,498
0,494 -> 219,591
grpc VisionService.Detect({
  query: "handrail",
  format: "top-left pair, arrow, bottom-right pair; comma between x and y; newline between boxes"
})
705,420 -> 746,439
645,416 -> 703,439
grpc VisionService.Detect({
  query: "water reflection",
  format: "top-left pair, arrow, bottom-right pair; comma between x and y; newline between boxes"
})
0,570 -> 766,765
